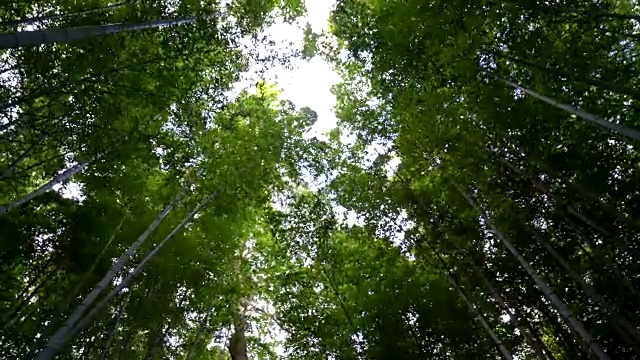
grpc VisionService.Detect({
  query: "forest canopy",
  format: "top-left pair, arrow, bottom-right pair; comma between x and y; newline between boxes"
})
1,0 -> 639,359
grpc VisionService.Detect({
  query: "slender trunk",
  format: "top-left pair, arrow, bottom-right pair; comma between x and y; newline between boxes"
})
561,176 -> 640,231
570,222 -> 639,296
498,156 -> 636,292
185,301 -> 216,360
0,153 -> 102,216
37,191 -> 218,360
98,291 -> 130,360
445,272 -> 513,360
0,17 -> 199,49
228,302 -> 248,360
143,324 -> 165,360
24,231 -> 127,359
104,286 -> 157,360
563,205 -> 628,248
499,158 -> 630,249
4,276 -> 50,329
474,258 -> 556,360
452,182 -> 610,360
504,285 -> 558,360
489,73 -> 640,141
3,275 -> 40,318
497,53 -> 640,100
34,186 -> 187,360
486,264 -> 559,359
144,291 -> 187,360
322,267 -> 355,328
111,329 -> 133,360
474,264 -> 549,359
1,257 -> 55,324
467,236 -> 555,360
0,134 -> 47,180
536,233 -> 640,353
500,150 -> 639,231
3,152 -> 74,182
410,213 -> 513,360
533,293 -> 587,359
66,215 -> 127,307
23,262 -> 104,360
548,196 -> 637,296
0,2 -> 131,28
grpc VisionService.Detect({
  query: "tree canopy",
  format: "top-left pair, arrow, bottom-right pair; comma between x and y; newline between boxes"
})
1,0 -> 639,359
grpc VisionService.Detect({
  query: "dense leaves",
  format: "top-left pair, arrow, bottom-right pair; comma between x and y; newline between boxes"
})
1,0 -> 640,359
319,0 -> 640,359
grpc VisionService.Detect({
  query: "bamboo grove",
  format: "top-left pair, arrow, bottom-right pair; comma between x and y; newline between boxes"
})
1,0 -> 640,359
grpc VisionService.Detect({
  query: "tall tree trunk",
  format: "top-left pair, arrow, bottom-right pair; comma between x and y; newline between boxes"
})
495,272 -> 558,360
473,264 -> 551,360
23,264 -> 128,360
535,232 -> 640,353
532,293 -> 587,359
1,256 -> 56,324
563,205 -> 628,248
103,286 -> 158,360
0,17 -> 199,49
499,157 -> 637,294
489,73 -> 640,141
445,271 -> 514,360
560,214 -> 639,298
465,232 -> 555,360
65,214 -> 128,307
143,323 -> 166,360
486,264 -> 563,360
98,291 -> 130,360
111,329 -> 133,360
496,148 -> 640,231
144,291 -> 187,360
410,216 -> 514,360
185,301 -> 216,360
37,191 -> 219,360
0,2 -> 131,28
4,275 -> 50,329
34,186 -> 187,360
0,153 -> 102,215
0,134 -> 47,180
495,53 -> 640,100
452,181 -> 610,360
499,158 -> 630,250
228,302 -> 248,360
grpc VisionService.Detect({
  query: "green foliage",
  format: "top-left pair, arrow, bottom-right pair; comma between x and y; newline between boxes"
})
323,0 -> 640,358
1,0 -> 640,359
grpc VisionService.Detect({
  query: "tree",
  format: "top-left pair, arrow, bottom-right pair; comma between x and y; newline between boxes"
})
2,0 -> 640,358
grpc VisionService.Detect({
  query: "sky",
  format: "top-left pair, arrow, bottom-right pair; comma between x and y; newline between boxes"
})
243,0 -> 341,138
